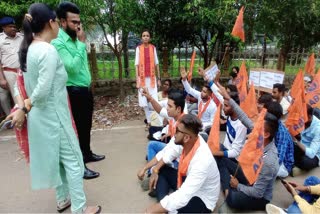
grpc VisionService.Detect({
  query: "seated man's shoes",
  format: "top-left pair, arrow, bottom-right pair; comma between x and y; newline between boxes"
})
84,153 -> 105,163
83,166 -> 100,180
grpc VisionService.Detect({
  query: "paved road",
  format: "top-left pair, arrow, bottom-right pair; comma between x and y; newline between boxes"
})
0,120 -> 319,213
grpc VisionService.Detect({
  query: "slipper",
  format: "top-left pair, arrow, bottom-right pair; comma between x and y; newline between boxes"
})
57,198 -> 71,213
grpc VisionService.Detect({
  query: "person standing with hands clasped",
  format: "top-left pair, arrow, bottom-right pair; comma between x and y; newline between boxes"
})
7,3 -> 101,213
52,2 -> 105,180
135,30 -> 161,130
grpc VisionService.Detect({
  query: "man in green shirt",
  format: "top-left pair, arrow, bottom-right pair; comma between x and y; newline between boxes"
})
52,2 -> 105,180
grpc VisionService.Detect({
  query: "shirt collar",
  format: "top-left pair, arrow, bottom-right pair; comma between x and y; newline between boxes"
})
59,28 -> 74,42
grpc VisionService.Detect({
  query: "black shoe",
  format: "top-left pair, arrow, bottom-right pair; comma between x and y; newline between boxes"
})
83,166 -> 100,179
84,153 -> 105,163
148,189 -> 157,198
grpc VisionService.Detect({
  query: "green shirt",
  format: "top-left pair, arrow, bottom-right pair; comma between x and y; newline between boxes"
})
51,29 -> 91,87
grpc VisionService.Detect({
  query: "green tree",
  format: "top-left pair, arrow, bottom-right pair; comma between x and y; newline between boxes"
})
255,0 -> 320,71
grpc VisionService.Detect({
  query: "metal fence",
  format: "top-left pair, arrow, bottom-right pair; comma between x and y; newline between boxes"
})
89,43 -> 320,81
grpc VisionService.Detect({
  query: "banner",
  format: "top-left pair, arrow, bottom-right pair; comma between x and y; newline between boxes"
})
207,104 -> 221,153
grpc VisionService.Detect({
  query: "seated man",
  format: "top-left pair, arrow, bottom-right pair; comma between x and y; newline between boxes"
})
145,114 -> 220,213
137,90 -> 186,200
266,176 -> 320,214
257,93 -> 273,113
181,68 -> 216,131
294,105 -> 320,171
272,83 -> 291,121
219,112 -> 279,211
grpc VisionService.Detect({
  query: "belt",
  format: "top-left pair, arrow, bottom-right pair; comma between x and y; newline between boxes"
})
2,67 -> 19,73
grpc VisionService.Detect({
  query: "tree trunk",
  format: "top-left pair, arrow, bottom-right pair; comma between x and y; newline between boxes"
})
277,47 -> 288,71
122,31 -> 129,78
116,54 -> 125,102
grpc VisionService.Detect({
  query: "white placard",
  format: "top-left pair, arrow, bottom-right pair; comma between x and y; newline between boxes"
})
259,71 -> 275,89
205,64 -> 219,81
249,71 -> 260,86
273,73 -> 285,84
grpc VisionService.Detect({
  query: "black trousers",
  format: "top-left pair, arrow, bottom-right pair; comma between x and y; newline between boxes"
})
156,166 -> 177,201
294,144 -> 319,170
67,86 -> 94,159
177,196 -> 211,213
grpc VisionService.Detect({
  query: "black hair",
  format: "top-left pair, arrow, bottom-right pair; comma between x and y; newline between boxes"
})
164,79 -> 172,87
179,114 -> 203,135
203,85 -> 212,94
168,90 -> 185,112
141,29 -> 152,37
264,112 -> 279,141
265,101 -> 283,120
56,2 -> 80,20
230,92 -> 240,105
273,83 -> 286,93
229,71 -> 237,79
226,84 -> 238,93
19,3 -> 56,72
232,66 -> 240,73
258,93 -> 273,105
307,104 -> 313,116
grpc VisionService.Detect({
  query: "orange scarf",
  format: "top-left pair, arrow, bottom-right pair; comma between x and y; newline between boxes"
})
197,99 -> 211,119
177,137 -> 200,188
138,44 -> 156,88
168,113 -> 185,137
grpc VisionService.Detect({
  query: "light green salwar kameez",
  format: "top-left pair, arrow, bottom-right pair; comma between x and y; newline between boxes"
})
24,41 -> 86,212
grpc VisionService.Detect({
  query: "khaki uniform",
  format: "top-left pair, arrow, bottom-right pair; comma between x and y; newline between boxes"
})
0,32 -> 23,105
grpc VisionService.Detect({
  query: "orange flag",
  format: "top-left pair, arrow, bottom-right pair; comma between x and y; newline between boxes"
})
235,61 -> 248,104
188,50 -> 196,82
240,82 -> 258,120
207,104 -> 221,153
231,6 -> 245,42
305,53 -> 315,77
286,90 -> 307,136
306,69 -> 320,108
238,108 -> 266,185
289,69 -> 308,122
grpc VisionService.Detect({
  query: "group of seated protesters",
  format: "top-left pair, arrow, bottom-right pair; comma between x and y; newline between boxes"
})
137,68 -> 320,213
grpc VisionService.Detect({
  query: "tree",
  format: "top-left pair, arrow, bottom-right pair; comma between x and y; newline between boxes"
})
255,0 -> 320,71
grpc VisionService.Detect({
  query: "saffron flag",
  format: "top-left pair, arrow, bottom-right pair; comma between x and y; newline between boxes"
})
238,108 -> 266,185
235,61 -> 248,104
231,6 -> 245,42
188,50 -> 196,82
289,69 -> 308,123
305,53 -> 315,77
240,82 -> 258,120
207,104 -> 221,153
306,69 -> 320,108
286,89 -> 307,136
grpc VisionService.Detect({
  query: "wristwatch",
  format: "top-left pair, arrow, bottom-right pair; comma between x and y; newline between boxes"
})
19,106 -> 28,114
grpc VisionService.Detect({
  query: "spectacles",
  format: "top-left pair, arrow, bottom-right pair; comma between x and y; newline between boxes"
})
175,128 -> 191,136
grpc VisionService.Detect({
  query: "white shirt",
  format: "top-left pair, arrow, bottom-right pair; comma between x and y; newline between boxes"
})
160,137 -> 220,213
280,97 -> 290,115
223,117 -> 247,158
182,79 -> 216,129
0,32 -> 23,68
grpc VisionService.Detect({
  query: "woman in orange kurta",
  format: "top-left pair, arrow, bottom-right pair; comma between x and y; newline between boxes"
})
135,30 -> 161,128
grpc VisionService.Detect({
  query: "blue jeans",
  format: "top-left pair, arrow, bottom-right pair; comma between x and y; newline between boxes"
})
287,176 -> 320,213
147,141 -> 166,162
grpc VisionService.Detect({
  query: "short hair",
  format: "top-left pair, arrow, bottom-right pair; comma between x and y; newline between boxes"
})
265,101 -> 283,120
273,83 -> 286,93
258,93 -> 273,105
232,66 -> 240,73
179,114 -> 203,135
264,112 -> 279,140
230,92 -> 240,105
56,2 -> 80,19
164,79 -> 172,87
168,90 -> 185,111
227,84 -> 238,93
203,85 -> 212,94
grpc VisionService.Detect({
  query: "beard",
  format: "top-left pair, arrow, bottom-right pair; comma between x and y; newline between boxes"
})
65,25 -> 77,40
174,138 -> 183,146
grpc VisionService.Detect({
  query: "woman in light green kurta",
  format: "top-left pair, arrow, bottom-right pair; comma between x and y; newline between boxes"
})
9,3 -> 101,214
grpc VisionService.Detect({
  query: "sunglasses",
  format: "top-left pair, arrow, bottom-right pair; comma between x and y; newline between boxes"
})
176,128 -> 191,136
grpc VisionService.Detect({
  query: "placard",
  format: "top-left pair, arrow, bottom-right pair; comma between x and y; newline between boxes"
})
204,64 -> 219,81
249,68 -> 285,93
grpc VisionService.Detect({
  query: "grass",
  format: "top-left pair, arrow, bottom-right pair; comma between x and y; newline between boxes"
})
94,55 -> 303,80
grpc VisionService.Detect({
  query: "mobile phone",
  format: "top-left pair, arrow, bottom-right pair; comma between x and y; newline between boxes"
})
0,120 -> 13,131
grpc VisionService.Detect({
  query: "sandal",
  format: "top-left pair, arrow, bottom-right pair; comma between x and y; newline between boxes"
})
57,197 -> 71,213
83,205 -> 102,214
